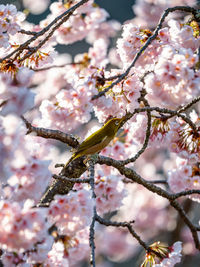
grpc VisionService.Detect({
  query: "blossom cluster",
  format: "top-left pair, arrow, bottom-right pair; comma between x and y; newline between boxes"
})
142,241 -> 182,267
132,0 -> 196,28
94,170 -> 127,214
0,4 -> 25,48
0,0 -> 200,266
48,189 -> 93,235
43,0 -> 109,45
0,67 -> 35,116
0,200 -> 48,253
168,157 -> 200,202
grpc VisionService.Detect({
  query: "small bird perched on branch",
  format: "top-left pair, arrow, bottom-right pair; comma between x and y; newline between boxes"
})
65,116 -> 125,167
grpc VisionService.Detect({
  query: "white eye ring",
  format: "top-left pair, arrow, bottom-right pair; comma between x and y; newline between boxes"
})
115,121 -> 119,125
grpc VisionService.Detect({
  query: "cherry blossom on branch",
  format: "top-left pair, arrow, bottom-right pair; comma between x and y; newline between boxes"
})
0,0 -> 200,266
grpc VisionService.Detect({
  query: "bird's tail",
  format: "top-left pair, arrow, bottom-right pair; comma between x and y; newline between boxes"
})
65,152 -> 81,167
65,155 -> 74,167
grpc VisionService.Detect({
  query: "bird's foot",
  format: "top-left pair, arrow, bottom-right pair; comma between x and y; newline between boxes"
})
84,154 -> 98,166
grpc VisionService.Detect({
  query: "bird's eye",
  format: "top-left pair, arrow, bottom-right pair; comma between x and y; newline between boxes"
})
115,121 -> 119,125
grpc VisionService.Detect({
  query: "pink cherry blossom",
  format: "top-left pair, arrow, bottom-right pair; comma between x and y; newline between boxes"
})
67,228 -> 90,265
97,227 -> 137,262
39,86 -> 93,132
1,251 -> 29,267
0,200 -> 48,253
0,1 -> 199,266
132,0 -> 196,28
93,73 -> 142,121
6,157 -> 52,203
94,170 -> 127,215
86,20 -> 121,44
27,235 -> 54,264
117,23 -> 160,69
45,241 -> 69,267
168,158 -> 200,202
23,0 -> 50,15
154,242 -> 182,267
0,68 -> 35,116
45,1 -> 109,45
0,4 -> 25,48
145,45 -> 200,108
167,116 -> 200,160
48,189 -> 93,235
168,20 -> 200,51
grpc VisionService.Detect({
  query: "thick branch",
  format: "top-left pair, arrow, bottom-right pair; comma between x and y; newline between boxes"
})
52,174 -> 90,183
39,157 -> 87,206
21,116 -> 79,148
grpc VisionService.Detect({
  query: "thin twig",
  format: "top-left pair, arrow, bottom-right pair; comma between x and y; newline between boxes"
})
96,215 -> 147,247
148,180 -> 168,184
0,0 -> 90,63
18,9 -> 75,63
88,159 -> 96,267
172,189 -> 200,199
123,178 -> 168,184
169,199 -> 200,249
121,93 -> 152,165
31,62 -> 79,71
92,6 -> 197,100
121,105 -> 198,136
0,100 -> 8,108
97,155 -> 200,249
96,215 -> 163,258
18,29 -> 37,35
176,95 -> 200,113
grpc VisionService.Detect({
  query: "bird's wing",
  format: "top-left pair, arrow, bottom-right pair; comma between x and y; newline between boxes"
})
65,127 -> 107,167
76,127 -> 106,153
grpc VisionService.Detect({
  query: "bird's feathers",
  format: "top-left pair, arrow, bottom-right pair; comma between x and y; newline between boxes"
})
75,127 -> 109,153
65,117 -> 124,167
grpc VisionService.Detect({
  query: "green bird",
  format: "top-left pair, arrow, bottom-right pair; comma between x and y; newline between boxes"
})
65,116 -> 125,167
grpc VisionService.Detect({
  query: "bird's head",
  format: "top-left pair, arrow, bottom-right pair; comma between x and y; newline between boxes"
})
104,116 -> 125,135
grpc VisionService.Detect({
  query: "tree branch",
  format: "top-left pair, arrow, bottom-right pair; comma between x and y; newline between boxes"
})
121,91 -> 152,165
92,6 -> 197,100
21,116 -> 79,148
0,0 -> 90,63
97,155 -> 200,249
96,215 -> 163,258
88,159 -> 96,267
52,174 -> 91,183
